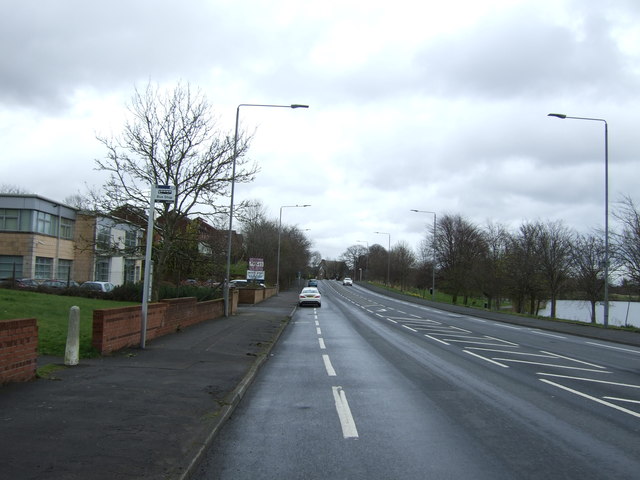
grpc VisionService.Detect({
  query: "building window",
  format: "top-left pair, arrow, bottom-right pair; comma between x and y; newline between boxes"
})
0,209 -> 32,232
35,257 -> 53,279
124,229 -> 138,253
60,218 -> 74,239
36,212 -> 57,236
95,257 -> 110,282
0,209 -> 20,231
97,226 -> 111,251
0,255 -> 23,279
57,259 -> 73,282
124,259 -> 136,283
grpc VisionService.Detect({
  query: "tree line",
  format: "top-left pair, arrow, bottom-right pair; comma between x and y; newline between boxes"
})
339,196 -> 640,323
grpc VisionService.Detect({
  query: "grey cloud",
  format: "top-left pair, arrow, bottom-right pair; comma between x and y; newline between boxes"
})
412,6 -> 638,101
0,1 -> 266,111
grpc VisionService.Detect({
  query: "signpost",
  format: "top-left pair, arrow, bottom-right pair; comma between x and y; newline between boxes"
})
140,184 -> 175,349
247,257 -> 265,282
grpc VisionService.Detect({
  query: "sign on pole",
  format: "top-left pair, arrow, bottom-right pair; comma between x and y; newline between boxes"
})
247,270 -> 265,280
248,257 -> 265,281
249,258 -> 264,270
141,184 -> 175,349
155,185 -> 175,203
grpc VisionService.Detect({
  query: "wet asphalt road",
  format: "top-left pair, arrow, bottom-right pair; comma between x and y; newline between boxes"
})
194,280 -> 640,479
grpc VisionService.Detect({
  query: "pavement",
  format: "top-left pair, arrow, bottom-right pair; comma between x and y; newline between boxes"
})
1,285 -> 639,480
0,289 -> 300,480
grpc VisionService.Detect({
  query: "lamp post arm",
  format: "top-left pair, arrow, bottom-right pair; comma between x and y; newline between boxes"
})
547,113 -> 609,327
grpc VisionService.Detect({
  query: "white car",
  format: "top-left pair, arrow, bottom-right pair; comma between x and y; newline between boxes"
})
298,287 -> 322,307
80,281 -> 115,292
342,277 -> 353,286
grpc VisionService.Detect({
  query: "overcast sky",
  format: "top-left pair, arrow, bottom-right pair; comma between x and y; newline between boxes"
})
1,0 -> 639,260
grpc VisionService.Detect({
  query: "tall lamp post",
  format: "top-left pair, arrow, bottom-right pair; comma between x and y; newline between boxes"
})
276,204 -> 311,294
410,209 -> 437,301
548,113 -> 609,328
374,231 -> 391,286
224,103 -> 309,316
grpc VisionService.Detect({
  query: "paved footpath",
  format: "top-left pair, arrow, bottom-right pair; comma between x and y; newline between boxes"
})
0,290 -> 299,480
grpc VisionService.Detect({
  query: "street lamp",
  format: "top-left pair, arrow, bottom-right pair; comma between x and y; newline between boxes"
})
548,112 -> 609,327
224,103 -> 309,316
277,204 -> 311,295
374,231 -> 391,285
410,209 -> 437,301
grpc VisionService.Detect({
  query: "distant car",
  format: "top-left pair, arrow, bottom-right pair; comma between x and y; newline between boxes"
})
307,279 -> 318,287
80,281 -> 115,292
298,287 -> 321,307
42,279 -> 79,288
15,278 -> 41,289
342,277 -> 353,286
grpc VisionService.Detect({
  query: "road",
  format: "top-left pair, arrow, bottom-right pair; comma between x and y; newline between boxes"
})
194,280 -> 640,479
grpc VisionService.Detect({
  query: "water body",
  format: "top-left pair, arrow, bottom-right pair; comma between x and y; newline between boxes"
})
538,299 -> 640,328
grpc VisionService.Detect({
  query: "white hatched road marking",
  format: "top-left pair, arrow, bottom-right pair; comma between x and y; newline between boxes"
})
603,397 -> 640,405
540,379 -> 640,419
464,350 -> 509,368
494,359 -> 610,373
332,386 -> 359,438
540,351 -> 607,369
537,373 -> 640,389
328,281 -> 640,418
586,342 -> 640,355
530,330 -> 566,339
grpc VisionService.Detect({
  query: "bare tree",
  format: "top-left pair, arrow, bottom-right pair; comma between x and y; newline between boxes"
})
504,222 -> 544,314
279,225 -> 312,289
479,221 -> 509,310
367,243 -> 388,283
390,241 -> 416,290
572,232 -> 606,323
240,202 -> 312,289
0,184 -> 31,194
416,236 -> 435,295
64,193 -> 93,210
340,244 -> 368,280
537,220 -> 574,318
436,214 -> 486,304
613,195 -> 640,285
94,82 -> 255,298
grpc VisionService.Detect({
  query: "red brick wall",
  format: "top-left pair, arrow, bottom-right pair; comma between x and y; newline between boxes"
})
92,290 -> 238,354
0,318 -> 38,384
238,287 -> 277,304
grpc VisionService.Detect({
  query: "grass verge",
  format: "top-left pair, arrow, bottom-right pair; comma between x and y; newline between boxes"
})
0,289 -> 138,358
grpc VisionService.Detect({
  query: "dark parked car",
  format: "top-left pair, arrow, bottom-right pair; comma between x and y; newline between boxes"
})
1,278 -> 41,289
17,278 -> 41,289
42,279 -> 79,288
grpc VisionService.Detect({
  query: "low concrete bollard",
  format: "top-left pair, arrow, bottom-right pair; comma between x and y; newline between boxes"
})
65,306 -> 80,366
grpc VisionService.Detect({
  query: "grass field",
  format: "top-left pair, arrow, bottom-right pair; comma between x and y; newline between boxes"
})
0,289 -> 138,358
